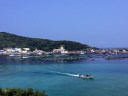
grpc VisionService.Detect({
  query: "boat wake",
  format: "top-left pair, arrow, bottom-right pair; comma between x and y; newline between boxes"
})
41,70 -> 93,79
56,72 -> 79,77
42,70 -> 79,77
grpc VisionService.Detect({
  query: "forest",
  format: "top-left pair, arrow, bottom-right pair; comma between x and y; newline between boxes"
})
0,32 -> 90,51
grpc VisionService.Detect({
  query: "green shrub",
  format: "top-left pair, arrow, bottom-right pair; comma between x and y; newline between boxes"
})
0,88 -> 48,96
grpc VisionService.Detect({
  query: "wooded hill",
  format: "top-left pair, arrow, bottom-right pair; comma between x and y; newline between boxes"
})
0,32 -> 91,51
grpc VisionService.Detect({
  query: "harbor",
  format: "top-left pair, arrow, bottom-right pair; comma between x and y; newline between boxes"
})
0,54 -> 128,96
1,46 -> 128,63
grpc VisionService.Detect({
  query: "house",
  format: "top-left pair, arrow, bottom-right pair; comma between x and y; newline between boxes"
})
53,46 -> 68,54
14,48 -> 22,53
3,48 -> 15,52
22,48 -> 30,53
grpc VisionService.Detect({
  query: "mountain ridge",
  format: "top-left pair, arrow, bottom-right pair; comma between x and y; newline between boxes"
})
0,32 -> 91,51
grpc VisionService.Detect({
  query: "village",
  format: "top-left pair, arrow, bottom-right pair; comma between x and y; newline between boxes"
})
0,46 -> 128,57
0,46 -> 128,56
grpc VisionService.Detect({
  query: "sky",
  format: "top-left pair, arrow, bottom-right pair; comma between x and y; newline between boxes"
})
0,0 -> 128,48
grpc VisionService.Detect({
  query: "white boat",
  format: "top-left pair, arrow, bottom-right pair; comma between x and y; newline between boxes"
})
78,74 -> 93,79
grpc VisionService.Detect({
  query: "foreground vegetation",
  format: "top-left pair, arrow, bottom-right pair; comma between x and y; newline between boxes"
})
0,32 -> 90,51
0,88 -> 48,96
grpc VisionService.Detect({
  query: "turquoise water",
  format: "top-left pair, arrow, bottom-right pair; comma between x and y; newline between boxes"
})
0,57 -> 128,96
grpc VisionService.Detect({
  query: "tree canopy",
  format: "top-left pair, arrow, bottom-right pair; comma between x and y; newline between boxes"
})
0,88 -> 48,96
0,32 -> 90,51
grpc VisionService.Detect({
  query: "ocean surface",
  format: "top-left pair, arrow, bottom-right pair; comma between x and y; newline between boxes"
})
0,56 -> 128,96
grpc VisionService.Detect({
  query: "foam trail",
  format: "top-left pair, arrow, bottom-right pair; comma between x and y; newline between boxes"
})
41,70 -> 79,77
56,72 -> 79,77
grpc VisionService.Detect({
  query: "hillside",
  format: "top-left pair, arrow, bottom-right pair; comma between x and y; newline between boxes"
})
0,32 -> 90,51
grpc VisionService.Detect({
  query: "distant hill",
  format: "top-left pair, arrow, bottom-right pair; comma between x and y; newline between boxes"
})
0,32 -> 91,51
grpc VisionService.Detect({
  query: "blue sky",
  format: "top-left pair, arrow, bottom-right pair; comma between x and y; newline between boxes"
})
0,0 -> 128,48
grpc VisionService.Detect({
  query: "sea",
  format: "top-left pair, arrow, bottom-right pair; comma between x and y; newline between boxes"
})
0,55 -> 128,96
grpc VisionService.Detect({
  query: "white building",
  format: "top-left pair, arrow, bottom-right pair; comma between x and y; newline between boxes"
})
53,46 -> 68,54
23,48 -> 30,51
22,48 -> 30,53
4,48 -> 15,52
14,48 -> 22,52
33,49 -> 45,54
